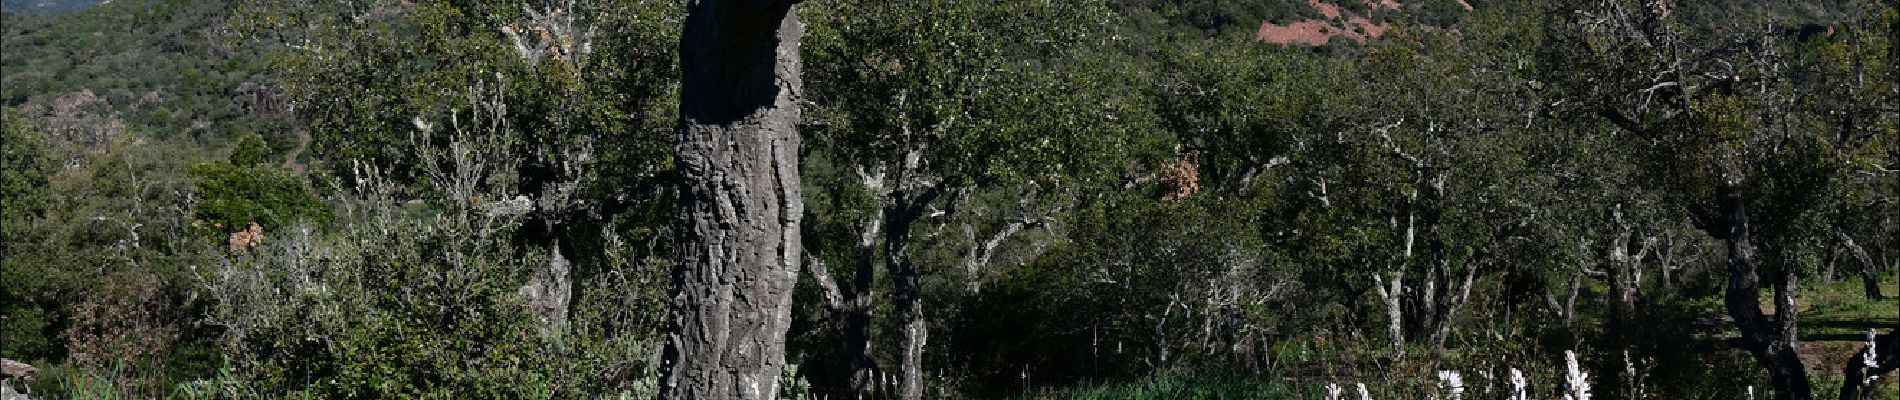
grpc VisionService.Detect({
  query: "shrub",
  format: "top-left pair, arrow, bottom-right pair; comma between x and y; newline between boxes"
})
200,117 -> 670,398
188,160 -> 330,242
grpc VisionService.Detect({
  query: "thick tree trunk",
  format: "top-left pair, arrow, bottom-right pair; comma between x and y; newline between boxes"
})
659,1 -> 805,399
519,242 -> 573,328
843,211 -> 883,396
1776,268 -> 1800,357
885,200 -> 928,400
1718,185 -> 1813,400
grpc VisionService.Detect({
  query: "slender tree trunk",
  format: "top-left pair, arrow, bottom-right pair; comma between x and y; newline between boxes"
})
1374,269 -> 1405,356
1718,185 -> 1814,400
1378,191 -> 1420,357
659,1 -> 805,398
1556,270 -> 1582,326
1836,230 -> 1886,301
1428,264 -> 1475,350
1659,231 -> 1677,290
799,217 -> 882,399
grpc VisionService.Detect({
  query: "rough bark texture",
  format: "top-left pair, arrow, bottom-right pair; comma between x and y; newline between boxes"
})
519,242 -> 573,328
1718,185 -> 1814,400
658,1 -> 805,399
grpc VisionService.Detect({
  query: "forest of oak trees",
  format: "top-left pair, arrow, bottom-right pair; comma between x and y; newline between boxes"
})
1,0 -> 1899,399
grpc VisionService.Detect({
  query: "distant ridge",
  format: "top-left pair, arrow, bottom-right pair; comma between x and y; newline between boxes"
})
1,0 -> 105,15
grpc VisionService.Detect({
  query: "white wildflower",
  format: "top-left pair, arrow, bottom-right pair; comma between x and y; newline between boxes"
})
1867,330 -> 1880,370
1564,350 -> 1591,400
1438,370 -> 1465,400
1510,368 -> 1528,400
1865,330 -> 1881,386
1624,350 -> 1643,399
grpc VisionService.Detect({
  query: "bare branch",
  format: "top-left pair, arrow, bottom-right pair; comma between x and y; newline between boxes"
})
803,252 -> 845,315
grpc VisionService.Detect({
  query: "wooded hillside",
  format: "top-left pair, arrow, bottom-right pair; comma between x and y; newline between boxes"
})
1,0 -> 1896,399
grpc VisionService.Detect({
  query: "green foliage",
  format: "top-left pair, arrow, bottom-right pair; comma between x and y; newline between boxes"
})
203,131 -> 669,399
0,114 -> 52,360
3,0 -> 1897,399
240,0 -> 678,190
0,129 -> 222,388
0,110 -> 47,223
188,161 -> 329,239
945,194 -> 1280,394
804,0 -> 1147,188
229,133 -> 269,167
1,0 -> 292,142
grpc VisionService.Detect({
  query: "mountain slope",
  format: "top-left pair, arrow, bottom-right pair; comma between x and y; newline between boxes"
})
2,0 -> 289,148
1,0 -> 106,15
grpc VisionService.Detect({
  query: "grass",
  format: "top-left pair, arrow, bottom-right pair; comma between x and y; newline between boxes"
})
1000,371 -> 1306,400
1795,273 -> 1898,340
990,272 -> 1900,400
29,361 -> 133,400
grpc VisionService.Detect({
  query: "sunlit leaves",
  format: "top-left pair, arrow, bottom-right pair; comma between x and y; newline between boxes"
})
803,0 -> 1138,188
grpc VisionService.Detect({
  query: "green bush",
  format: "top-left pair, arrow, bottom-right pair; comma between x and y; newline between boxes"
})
198,117 -> 671,399
0,110 -> 58,360
188,161 -> 329,240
